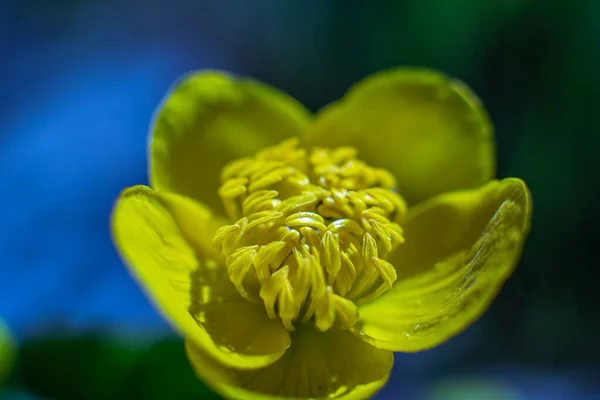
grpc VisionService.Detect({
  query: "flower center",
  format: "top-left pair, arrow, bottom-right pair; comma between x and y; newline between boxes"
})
213,138 -> 407,332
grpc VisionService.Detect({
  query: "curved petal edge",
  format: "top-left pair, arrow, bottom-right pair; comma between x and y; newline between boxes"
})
111,185 -> 291,369
186,331 -> 393,400
354,178 -> 532,352
304,68 -> 495,205
150,70 -> 312,211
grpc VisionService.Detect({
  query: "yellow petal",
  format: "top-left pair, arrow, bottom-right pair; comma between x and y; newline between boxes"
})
111,185 -> 291,369
185,331 -> 393,400
304,68 -> 495,205
354,178 -> 531,351
150,70 -> 312,211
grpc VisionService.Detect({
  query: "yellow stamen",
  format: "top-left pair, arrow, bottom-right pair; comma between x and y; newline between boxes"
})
212,138 -> 408,331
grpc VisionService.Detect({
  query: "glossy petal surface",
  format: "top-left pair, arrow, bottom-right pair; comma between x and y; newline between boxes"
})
186,331 -> 393,399
111,185 -> 291,369
150,71 -> 312,211
304,68 -> 494,205
355,178 -> 531,351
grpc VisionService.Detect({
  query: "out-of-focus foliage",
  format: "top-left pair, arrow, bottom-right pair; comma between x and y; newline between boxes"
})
425,378 -> 521,400
13,337 -> 220,400
0,320 -> 15,388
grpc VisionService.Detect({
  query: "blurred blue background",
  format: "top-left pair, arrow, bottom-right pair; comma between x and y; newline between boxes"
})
1,0 -> 599,399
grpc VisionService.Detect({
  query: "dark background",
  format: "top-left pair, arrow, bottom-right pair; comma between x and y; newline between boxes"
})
1,0 -> 599,399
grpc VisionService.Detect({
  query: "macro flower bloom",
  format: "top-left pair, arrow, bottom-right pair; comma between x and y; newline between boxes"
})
112,68 -> 532,399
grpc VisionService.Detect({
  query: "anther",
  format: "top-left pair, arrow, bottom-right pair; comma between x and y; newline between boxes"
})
214,139 -> 407,331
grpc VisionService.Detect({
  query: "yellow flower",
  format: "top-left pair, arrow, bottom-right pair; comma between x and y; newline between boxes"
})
111,68 -> 532,399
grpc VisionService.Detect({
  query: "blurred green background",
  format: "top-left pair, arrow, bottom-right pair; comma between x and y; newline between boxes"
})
1,0 -> 598,399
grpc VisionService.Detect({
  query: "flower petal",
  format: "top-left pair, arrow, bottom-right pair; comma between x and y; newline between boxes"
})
354,178 -> 531,351
150,70 -> 312,211
304,68 -> 495,205
185,331 -> 393,400
111,185 -> 291,369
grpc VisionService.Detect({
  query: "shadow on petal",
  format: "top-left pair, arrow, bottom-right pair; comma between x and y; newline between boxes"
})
186,330 -> 393,400
188,265 -> 291,357
112,185 -> 291,369
355,178 -> 532,352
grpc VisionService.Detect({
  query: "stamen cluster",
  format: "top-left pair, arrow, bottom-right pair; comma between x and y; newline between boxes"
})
213,139 -> 407,331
